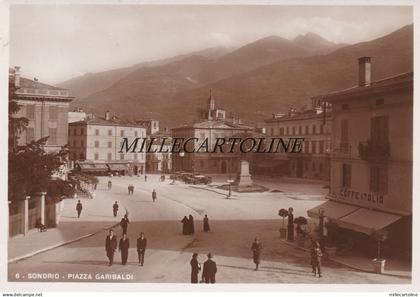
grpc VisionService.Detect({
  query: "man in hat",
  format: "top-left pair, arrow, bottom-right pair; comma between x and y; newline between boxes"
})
202,253 -> 217,283
113,201 -> 119,217
76,200 -> 83,218
137,232 -> 147,266
105,229 -> 117,266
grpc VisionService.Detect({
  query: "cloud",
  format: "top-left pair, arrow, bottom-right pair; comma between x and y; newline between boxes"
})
209,32 -> 234,47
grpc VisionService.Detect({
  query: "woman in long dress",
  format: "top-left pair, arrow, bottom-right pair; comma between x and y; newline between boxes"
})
181,216 -> 189,235
203,214 -> 210,232
188,215 -> 195,234
251,237 -> 262,271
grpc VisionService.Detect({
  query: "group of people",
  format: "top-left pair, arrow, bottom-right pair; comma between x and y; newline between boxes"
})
127,184 -> 135,195
190,253 -> 218,283
181,214 -> 211,235
105,229 -> 148,266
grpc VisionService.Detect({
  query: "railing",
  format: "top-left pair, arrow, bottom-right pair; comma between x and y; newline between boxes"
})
358,141 -> 390,160
332,143 -> 352,158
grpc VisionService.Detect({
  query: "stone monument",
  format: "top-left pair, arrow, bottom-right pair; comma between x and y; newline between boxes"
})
238,160 -> 253,187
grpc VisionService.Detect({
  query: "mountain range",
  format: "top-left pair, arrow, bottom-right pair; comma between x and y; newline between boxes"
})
59,26 -> 413,128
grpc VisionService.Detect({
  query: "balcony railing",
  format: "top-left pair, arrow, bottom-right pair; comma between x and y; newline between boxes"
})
332,143 -> 351,158
358,141 -> 390,160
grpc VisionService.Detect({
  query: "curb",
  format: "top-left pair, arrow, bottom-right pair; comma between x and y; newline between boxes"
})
189,185 -> 238,198
278,238 -> 411,279
8,223 -> 120,264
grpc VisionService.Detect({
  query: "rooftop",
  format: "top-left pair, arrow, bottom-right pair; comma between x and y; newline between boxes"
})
172,119 -> 254,131
69,116 -> 147,128
312,72 -> 413,101
265,109 -> 331,123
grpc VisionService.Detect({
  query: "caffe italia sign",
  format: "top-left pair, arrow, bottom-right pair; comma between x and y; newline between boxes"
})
338,188 -> 384,205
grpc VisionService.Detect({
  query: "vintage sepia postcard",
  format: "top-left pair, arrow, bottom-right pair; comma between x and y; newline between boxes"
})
1,0 -> 417,293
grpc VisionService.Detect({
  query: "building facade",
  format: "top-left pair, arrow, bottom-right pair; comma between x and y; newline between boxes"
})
10,66 -> 73,153
263,106 -> 332,180
308,57 -> 413,257
68,111 -> 147,175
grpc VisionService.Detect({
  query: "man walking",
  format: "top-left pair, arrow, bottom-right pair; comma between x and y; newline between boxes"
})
120,214 -> 130,235
190,253 -> 201,283
113,201 -> 119,217
119,233 -> 130,265
105,229 -> 117,266
251,237 -> 262,271
76,200 -> 83,218
202,253 -> 217,283
152,189 -> 157,202
108,180 -> 112,190
136,232 -> 147,266
310,241 -> 323,277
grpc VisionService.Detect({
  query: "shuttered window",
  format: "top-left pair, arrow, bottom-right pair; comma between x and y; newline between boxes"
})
342,164 -> 352,188
341,119 -> 349,144
370,165 -> 388,193
371,116 -> 389,144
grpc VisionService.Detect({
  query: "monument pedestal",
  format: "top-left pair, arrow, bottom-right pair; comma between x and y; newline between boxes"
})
238,160 -> 253,187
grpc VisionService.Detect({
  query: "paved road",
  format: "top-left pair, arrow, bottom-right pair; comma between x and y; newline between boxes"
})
8,175 -> 409,283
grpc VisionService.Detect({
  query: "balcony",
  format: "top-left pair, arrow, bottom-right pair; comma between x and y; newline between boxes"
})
358,141 -> 390,160
332,143 -> 351,158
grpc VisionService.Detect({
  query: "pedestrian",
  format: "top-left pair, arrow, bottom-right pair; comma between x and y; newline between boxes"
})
181,216 -> 189,235
131,184 -> 135,195
35,217 -> 47,232
203,214 -> 210,232
119,233 -> 130,265
144,175 -> 148,182
128,184 -> 131,195
137,232 -> 147,266
287,207 -> 294,241
152,189 -> 157,202
105,229 -> 117,266
202,253 -> 217,283
310,241 -> 323,277
188,214 -> 195,234
108,180 -> 112,190
120,214 -> 130,235
251,237 -> 262,271
190,253 -> 201,283
76,200 -> 83,218
113,201 -> 119,217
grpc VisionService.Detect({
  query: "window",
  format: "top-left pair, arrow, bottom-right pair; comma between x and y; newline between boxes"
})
312,162 -> 316,171
292,127 -> 295,135
108,141 -> 112,148
134,154 -> 138,160
312,125 -> 317,134
200,132 -> 205,139
107,153 -> 112,161
94,153 -> 99,160
376,98 -> 385,106
320,125 -> 324,134
73,140 -> 77,147
120,130 -> 125,137
298,126 -> 302,135
370,165 -> 388,193
81,140 -> 84,147
135,131 -> 138,137
304,141 -> 309,153
305,126 -> 309,134
286,127 -> 289,135
80,128 -> 84,135
26,105 -> 35,119
49,106 -> 58,120
108,129 -> 112,136
340,119 -> 349,144
26,127 -> 34,142
371,116 -> 389,144
311,141 -> 316,154
279,127 -> 284,136
49,128 -> 57,144
342,164 -> 352,188
95,129 -> 100,136
79,153 -> 84,160
319,141 -> 324,154
120,154 -> 124,160
320,163 -> 324,173
270,128 -> 274,136
94,141 -> 99,148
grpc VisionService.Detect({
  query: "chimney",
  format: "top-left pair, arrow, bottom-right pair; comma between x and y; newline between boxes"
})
105,110 -> 110,121
358,57 -> 371,87
14,66 -> 20,88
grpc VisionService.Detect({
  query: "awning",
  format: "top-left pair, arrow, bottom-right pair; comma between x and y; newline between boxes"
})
333,208 -> 402,235
107,163 -> 128,171
307,200 -> 359,220
77,163 -> 108,171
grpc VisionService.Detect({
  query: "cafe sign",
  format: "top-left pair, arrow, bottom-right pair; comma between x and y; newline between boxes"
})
339,188 -> 384,206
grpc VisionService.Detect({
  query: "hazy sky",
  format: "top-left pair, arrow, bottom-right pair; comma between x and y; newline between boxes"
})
10,4 -> 412,84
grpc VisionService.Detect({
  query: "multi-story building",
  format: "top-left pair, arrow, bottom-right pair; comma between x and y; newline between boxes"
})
9,66 -> 73,153
172,95 -> 254,174
68,111 -> 147,175
263,105 -> 332,180
308,57 -> 413,257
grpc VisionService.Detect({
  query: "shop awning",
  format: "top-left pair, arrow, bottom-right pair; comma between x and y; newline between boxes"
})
107,163 -> 127,171
77,163 -> 108,171
333,208 -> 402,235
307,200 -> 359,220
